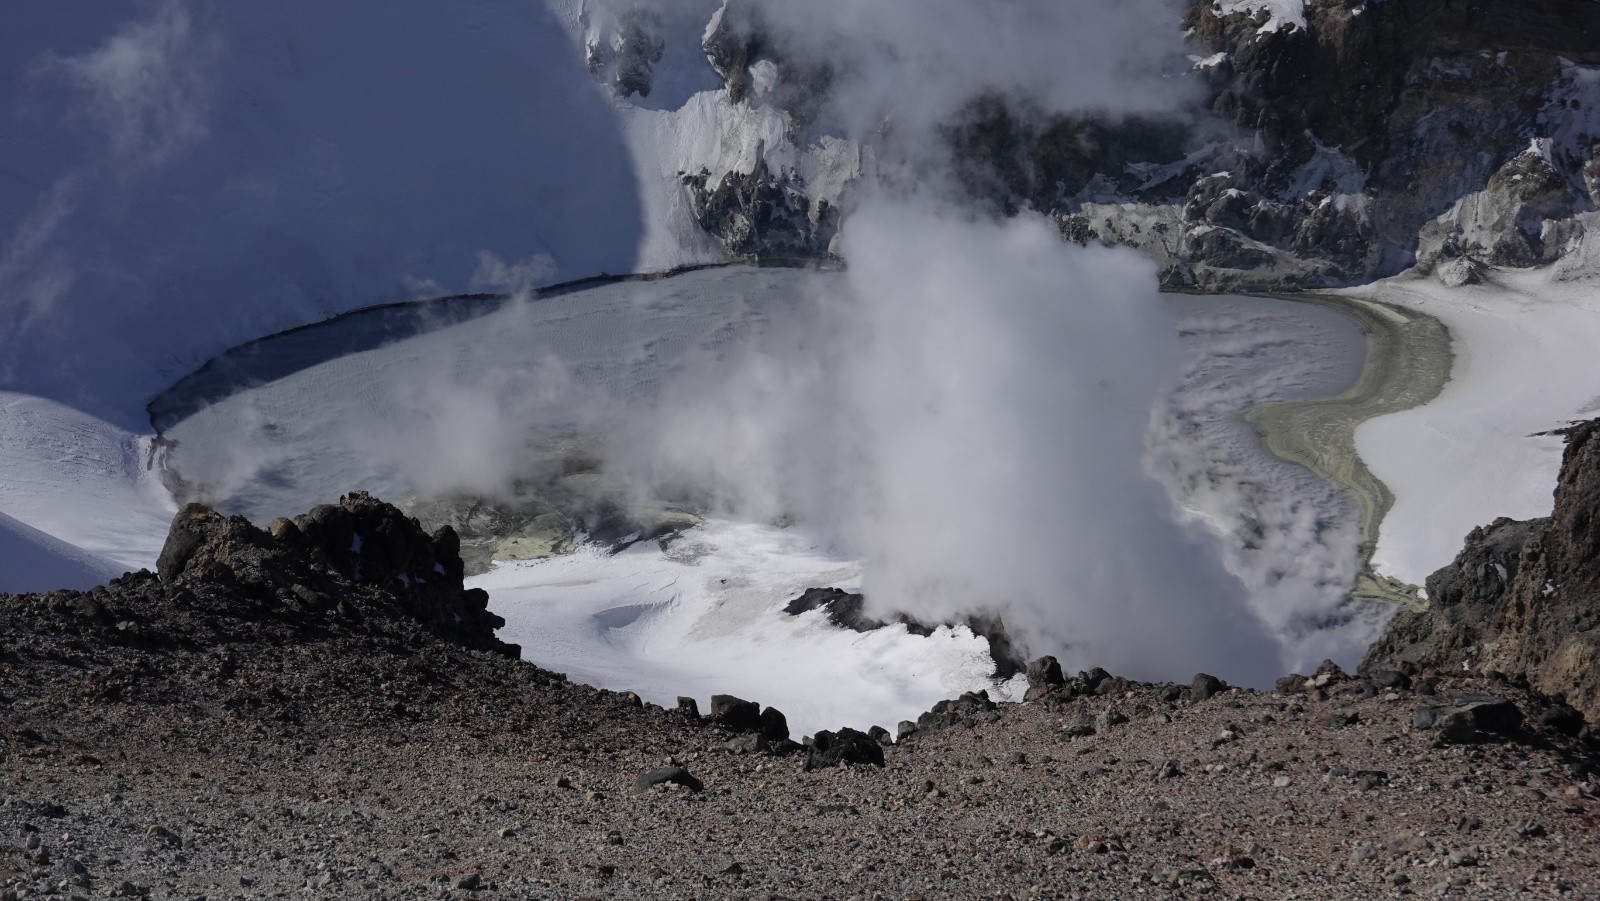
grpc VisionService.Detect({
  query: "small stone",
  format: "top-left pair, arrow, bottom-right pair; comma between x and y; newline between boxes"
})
455,872 -> 481,890
725,733 -> 770,755
1062,716 -> 1097,738
631,766 -> 703,794
1096,708 -> 1129,733
1372,669 -> 1413,690
896,720 -> 918,742
555,776 -> 573,789
144,824 -> 181,848
1273,775 -> 1292,788
498,827 -> 517,839
1156,759 -> 1182,780
1510,820 -> 1546,838
1446,850 -> 1477,868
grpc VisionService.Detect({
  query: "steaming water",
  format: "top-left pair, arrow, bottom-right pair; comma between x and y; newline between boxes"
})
159,267 -> 1368,733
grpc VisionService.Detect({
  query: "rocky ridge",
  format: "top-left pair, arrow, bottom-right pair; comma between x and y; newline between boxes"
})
636,0 -> 1600,291
3,492 -> 1599,898
1363,418 -> 1600,724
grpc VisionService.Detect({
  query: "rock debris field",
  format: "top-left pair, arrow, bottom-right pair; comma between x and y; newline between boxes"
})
2,494 -> 1597,900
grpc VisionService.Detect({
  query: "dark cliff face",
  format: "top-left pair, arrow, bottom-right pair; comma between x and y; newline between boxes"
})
680,0 -> 1600,289
1363,419 -> 1600,721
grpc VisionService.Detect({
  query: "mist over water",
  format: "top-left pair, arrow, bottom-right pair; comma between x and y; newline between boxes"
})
604,200 -> 1284,684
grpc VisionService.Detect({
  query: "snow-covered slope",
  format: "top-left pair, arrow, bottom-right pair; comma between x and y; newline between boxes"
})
0,1 -> 651,427
1351,256 -> 1600,586
0,391 -> 174,592
0,509 -> 121,594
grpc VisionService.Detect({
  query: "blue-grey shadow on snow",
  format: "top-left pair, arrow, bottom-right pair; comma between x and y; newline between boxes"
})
0,0 -> 644,431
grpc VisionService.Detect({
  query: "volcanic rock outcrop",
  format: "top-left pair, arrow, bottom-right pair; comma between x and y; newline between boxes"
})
1364,418 -> 1600,722
671,0 -> 1600,289
152,490 -> 519,658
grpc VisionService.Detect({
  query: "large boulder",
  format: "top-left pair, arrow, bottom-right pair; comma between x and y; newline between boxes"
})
804,728 -> 885,770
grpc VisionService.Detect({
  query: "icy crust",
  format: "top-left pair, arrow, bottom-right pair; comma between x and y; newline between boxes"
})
1347,263 -> 1600,587
480,518 -> 1012,739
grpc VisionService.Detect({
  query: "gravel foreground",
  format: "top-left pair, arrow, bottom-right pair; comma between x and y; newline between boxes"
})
3,496 -> 1598,900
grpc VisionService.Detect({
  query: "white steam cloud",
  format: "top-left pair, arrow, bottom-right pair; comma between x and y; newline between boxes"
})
163,0 -> 1334,688
611,199 -> 1283,683
730,0 -> 1195,138
34,0 -> 220,169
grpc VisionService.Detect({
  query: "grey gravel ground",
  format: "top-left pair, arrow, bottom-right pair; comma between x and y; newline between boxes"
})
4,632 -> 1597,900
2,496 -> 1597,899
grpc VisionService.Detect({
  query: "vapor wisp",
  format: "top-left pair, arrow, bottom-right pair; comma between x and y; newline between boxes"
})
611,199 -> 1284,686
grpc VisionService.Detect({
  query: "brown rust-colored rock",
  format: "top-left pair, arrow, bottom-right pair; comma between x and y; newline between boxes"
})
1364,419 -> 1600,722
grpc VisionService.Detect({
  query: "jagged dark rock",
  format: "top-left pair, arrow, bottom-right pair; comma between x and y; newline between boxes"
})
585,6 -> 666,99
681,154 -> 840,264
1364,418 -> 1600,722
709,694 -> 763,732
1413,694 -> 1525,745
916,690 -> 998,732
803,727 -> 884,770
1024,655 -> 1065,701
783,587 -> 1027,678
758,706 -> 790,743
1191,673 -> 1228,702
631,766 -> 703,794
150,491 -> 516,658
684,0 -> 1600,290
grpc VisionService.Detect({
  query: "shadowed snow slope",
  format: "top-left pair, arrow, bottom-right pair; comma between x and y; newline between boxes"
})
0,392 -> 174,589
0,509 -> 120,593
0,1 -> 642,427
